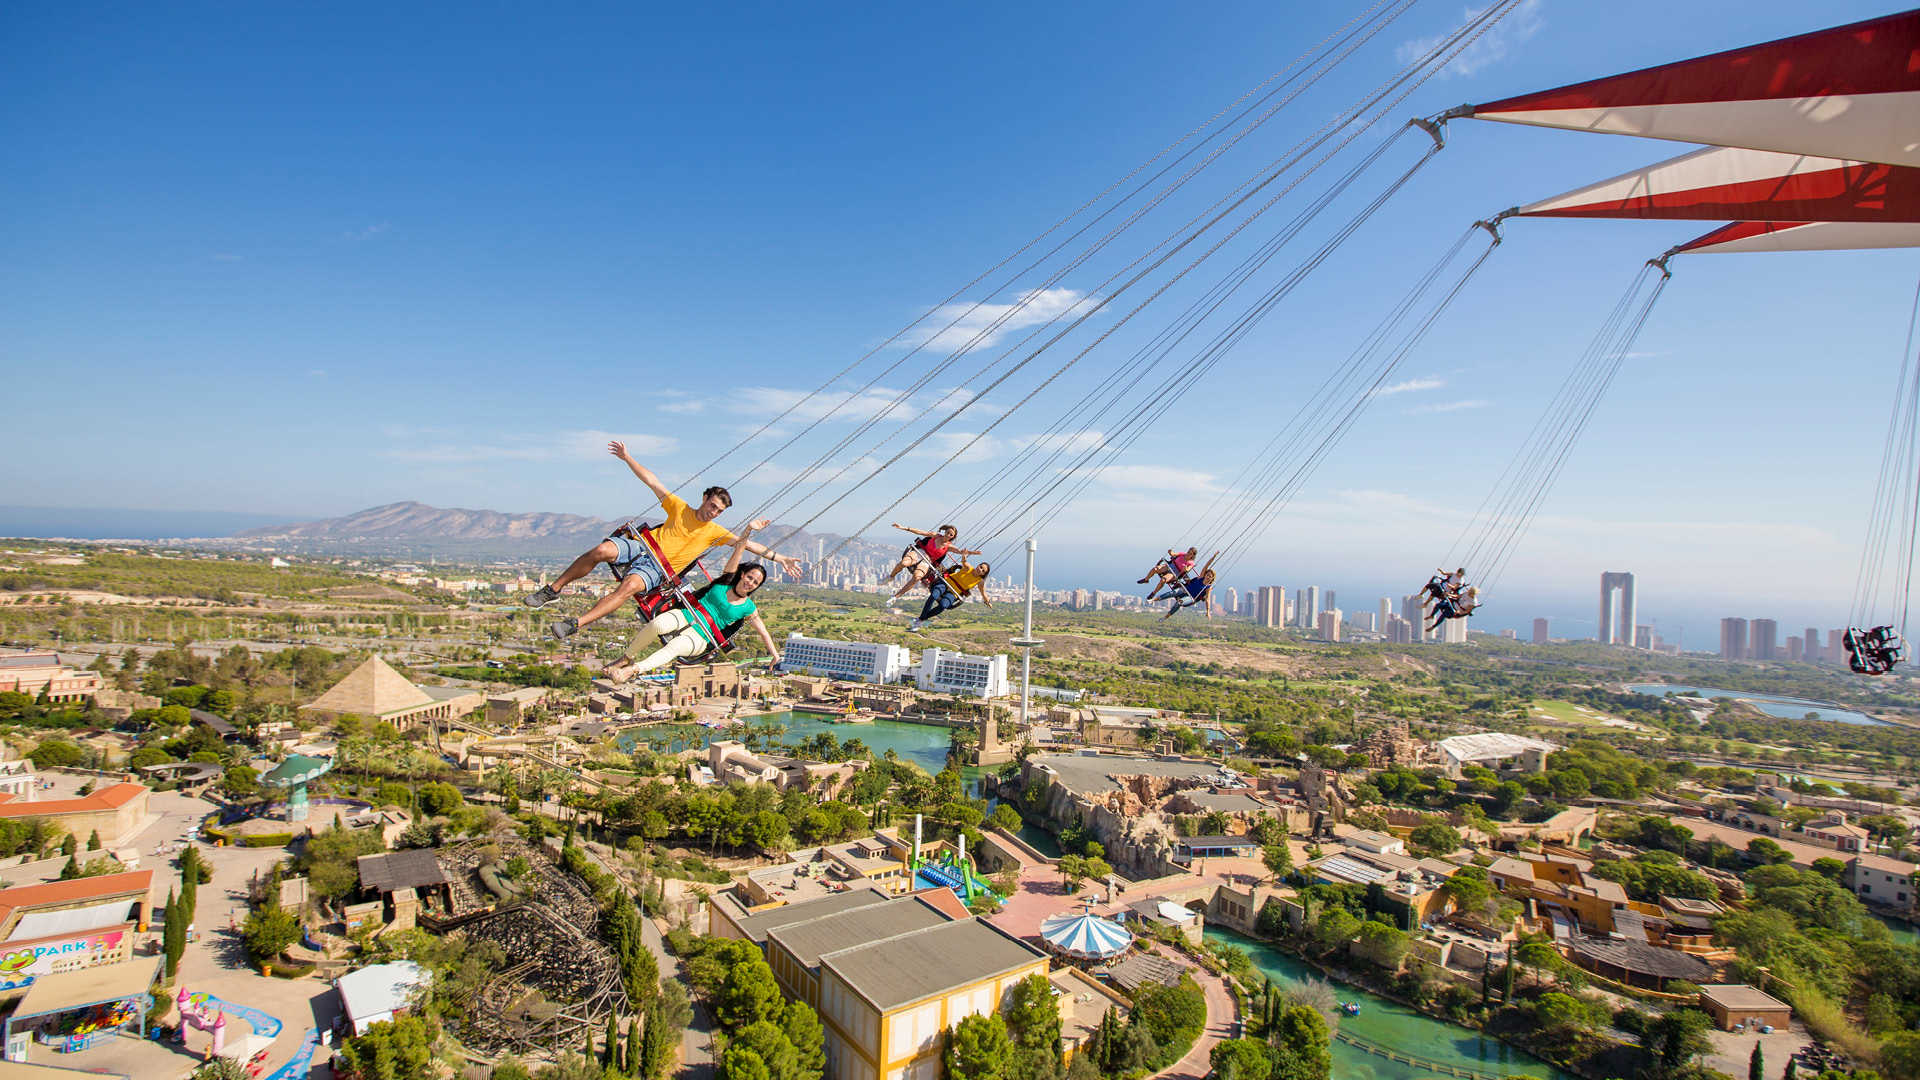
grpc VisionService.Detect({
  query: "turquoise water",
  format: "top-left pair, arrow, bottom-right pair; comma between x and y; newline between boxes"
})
1017,823 -> 1064,858
1875,913 -> 1920,945
1204,928 -> 1570,1080
620,710 -> 977,786
1626,683 -> 1888,727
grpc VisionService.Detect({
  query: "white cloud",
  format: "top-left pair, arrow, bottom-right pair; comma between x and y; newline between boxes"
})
381,428 -> 675,464
657,400 -> 706,415
1396,0 -> 1544,79
907,432 -> 1003,465
1016,431 -> 1111,454
1371,376 -> 1445,397
1405,399 -> 1489,414
1088,464 -> 1220,492
734,384 -> 913,423
906,288 -> 1092,355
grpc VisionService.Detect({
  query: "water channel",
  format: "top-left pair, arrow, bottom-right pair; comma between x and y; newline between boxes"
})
1203,927 -> 1571,1080
619,710 -> 983,789
1625,683 -> 1888,727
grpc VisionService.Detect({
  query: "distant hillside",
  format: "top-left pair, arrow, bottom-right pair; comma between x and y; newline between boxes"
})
238,501 -> 617,542
234,500 -> 892,563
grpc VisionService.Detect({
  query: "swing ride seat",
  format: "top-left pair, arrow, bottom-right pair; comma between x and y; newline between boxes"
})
1845,626 -> 1906,675
608,520 -> 735,667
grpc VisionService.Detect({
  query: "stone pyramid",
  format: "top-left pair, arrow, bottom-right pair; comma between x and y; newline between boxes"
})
303,656 -> 434,716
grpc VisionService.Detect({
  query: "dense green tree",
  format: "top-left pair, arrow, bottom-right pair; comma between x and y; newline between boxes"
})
1210,1037 -> 1272,1080
783,1002 -> 826,1080
1352,921 -> 1409,970
1640,1008 -> 1713,1077
1268,1004 -> 1331,1080
1408,823 -> 1461,856
332,1015 -> 437,1080
241,902 -> 300,966
1750,1043 -> 1765,1080
949,1013 -> 1014,1080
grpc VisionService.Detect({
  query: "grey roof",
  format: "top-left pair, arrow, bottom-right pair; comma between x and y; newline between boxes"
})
356,850 -> 450,894
1106,951 -> 1184,993
1181,791 -> 1266,814
1180,835 -> 1257,849
729,888 -> 889,944
189,709 -> 237,736
821,918 -> 1046,1012
767,895 -> 950,969
1568,937 -> 1710,980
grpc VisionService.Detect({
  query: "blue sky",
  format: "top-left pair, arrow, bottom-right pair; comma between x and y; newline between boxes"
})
5,0 -> 1915,640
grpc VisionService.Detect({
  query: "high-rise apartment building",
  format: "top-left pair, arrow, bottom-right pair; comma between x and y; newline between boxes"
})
1598,572 -> 1637,647
1324,591 -> 1336,614
1401,594 -> 1428,642
1302,586 -> 1320,631
1441,614 -> 1468,643
1805,626 -> 1821,662
1223,587 -> 1238,616
1379,598 -> 1392,633
1750,619 -> 1778,660
1387,615 -> 1413,644
1317,609 -> 1342,642
1788,636 -> 1803,661
1635,625 -> 1654,649
1720,618 -> 1749,660
1532,617 -> 1550,645
1827,629 -> 1843,662
1255,586 -> 1286,628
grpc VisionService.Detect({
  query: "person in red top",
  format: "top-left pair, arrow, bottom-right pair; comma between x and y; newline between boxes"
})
883,523 -> 980,606
1141,546 -> 1200,600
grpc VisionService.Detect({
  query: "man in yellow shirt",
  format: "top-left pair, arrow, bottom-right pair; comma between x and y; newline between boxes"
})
528,441 -> 800,641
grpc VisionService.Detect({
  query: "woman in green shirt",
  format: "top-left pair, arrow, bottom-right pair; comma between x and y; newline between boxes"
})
604,525 -> 782,681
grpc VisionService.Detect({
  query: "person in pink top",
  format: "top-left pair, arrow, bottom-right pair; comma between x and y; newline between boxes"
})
883,522 -> 981,607
1141,546 -> 1200,600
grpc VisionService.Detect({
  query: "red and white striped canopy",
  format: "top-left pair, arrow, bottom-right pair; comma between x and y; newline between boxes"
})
1673,220 -> 1920,255
1516,146 -> 1920,223
1469,9 -> 1920,167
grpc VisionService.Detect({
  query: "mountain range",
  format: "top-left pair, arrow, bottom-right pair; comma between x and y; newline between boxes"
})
233,500 -> 891,563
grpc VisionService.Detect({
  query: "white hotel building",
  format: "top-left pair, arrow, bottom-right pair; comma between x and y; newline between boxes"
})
776,636 -> 1010,698
779,635 -> 915,684
912,647 -> 1010,699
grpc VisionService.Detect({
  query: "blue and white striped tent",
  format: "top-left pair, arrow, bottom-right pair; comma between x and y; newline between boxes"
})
1038,907 -> 1133,962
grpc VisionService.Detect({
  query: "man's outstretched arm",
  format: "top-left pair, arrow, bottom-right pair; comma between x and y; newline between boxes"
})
609,441 -> 672,504
733,519 -> 802,578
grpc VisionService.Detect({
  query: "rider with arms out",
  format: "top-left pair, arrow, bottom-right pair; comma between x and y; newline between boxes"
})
603,523 -> 782,680
526,441 -> 799,641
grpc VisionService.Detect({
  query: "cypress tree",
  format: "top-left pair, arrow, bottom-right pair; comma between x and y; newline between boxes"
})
640,998 -> 669,1080
584,1020 -> 594,1064
87,830 -> 100,851
605,1011 -> 618,1068
161,888 -> 184,979
1750,1043 -> 1765,1080
627,1018 -> 642,1077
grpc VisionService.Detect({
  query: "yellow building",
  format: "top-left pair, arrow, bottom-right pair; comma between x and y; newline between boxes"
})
713,892 -> 1051,1080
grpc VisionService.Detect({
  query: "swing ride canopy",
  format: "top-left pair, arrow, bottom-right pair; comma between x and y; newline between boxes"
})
1038,909 -> 1133,961
1464,9 -> 1920,166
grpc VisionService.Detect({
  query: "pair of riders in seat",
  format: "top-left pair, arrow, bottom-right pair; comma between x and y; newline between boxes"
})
1421,567 -> 1480,632
1845,625 -> 1908,675
885,523 -> 991,630
525,441 -> 796,680
1137,547 -> 1218,619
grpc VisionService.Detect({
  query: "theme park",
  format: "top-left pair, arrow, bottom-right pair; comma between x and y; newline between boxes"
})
6,3 -> 1920,1080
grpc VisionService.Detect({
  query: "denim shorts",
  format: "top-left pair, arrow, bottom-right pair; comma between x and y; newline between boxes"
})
607,534 -> 667,591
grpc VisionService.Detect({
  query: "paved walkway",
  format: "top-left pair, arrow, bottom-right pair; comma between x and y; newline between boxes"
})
642,912 -> 714,1080
1160,966 -> 1236,1080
